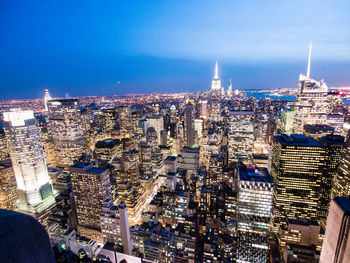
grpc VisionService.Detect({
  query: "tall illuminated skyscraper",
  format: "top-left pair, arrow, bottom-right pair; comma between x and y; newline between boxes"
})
271,134 -> 326,231
44,89 -> 52,112
184,103 -> 195,147
237,163 -> 273,263
47,99 -> 86,167
210,61 -> 222,122
293,42 -> 344,133
3,110 -> 55,224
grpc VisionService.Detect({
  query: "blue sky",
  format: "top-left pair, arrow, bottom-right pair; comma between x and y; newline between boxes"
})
1,0 -> 350,99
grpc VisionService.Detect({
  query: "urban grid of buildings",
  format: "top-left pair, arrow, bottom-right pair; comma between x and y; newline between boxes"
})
1,44 -> 350,262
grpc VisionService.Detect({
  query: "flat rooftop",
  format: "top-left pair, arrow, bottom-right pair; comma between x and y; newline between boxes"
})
238,163 -> 273,183
275,134 -> 323,147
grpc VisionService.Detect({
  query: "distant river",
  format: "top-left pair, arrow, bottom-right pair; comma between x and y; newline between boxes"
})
245,91 -> 296,101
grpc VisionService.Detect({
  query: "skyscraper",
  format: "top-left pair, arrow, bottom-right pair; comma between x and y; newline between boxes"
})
293,42 -> 344,134
69,162 -> 112,242
210,61 -> 222,122
44,89 -> 52,112
101,108 -> 117,133
3,110 -> 55,224
237,163 -> 274,263
184,103 -> 195,147
47,99 -> 86,167
271,134 -> 326,230
331,132 -> 350,198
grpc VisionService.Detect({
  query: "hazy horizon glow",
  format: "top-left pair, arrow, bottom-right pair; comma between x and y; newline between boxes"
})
1,0 -> 350,99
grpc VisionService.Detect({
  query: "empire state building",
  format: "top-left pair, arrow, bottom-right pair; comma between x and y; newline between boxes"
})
210,61 -> 222,122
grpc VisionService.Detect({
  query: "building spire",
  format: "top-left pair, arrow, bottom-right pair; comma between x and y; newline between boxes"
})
214,61 -> 219,79
307,40 -> 312,79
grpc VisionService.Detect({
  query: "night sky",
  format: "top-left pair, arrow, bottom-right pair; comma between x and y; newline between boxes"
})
1,0 -> 350,99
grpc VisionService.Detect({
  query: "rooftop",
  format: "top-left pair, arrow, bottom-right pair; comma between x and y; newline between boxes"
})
238,163 -> 273,183
275,134 -> 323,147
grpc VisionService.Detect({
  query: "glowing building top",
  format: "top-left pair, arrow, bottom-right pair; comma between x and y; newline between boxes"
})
44,89 -> 52,112
3,110 -> 53,206
211,61 -> 221,91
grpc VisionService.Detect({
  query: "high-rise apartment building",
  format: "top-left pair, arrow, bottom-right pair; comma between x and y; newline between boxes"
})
236,163 -> 274,263
3,110 -> 55,225
69,162 -> 112,242
184,103 -> 195,147
47,99 -> 86,167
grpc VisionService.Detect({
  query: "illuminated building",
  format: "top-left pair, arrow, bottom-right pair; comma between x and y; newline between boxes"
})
121,151 -> 140,189
279,107 -> 294,135
210,61 -> 222,122
304,124 -> 334,139
236,163 -> 273,263
207,153 -> 224,185
271,134 -> 326,233
146,115 -> 164,144
47,99 -> 86,167
3,110 -> 55,226
101,108 -> 117,133
184,103 -> 195,147
320,197 -> 350,263
146,126 -> 159,152
138,142 -> 153,177
164,156 -> 177,174
227,78 -> 233,98
178,146 -> 200,175
282,219 -> 323,262
318,135 -> 344,221
199,100 -> 208,119
95,138 -> 122,162
44,88 -> 52,112
138,119 -> 150,136
194,119 -> 203,145
100,200 -> 133,254
152,102 -> 160,115
0,160 -> 17,210
143,223 -> 174,262
160,129 -> 168,147
117,106 -> 133,137
331,133 -> 350,198
0,130 -> 9,160
228,111 -> 254,160
173,221 -> 196,263
69,162 -> 112,242
293,42 -> 344,134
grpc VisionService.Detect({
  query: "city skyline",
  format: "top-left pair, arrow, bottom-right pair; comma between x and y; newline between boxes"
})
1,2 -> 350,263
